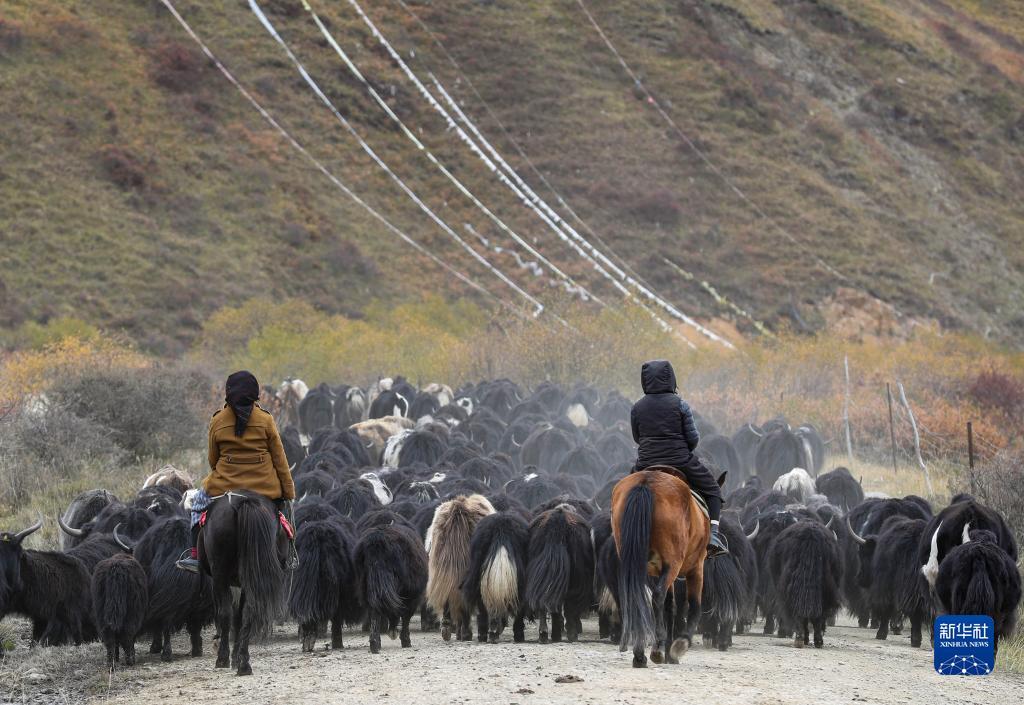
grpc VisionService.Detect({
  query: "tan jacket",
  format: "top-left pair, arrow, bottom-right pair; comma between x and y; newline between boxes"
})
202,405 -> 296,500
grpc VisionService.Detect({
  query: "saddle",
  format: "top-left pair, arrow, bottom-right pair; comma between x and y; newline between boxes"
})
635,465 -> 710,520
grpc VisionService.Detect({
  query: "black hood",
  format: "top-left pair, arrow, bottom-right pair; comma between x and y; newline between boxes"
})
641,360 -> 677,394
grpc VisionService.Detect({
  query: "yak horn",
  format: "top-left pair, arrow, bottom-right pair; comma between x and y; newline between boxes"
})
961,522 -> 971,544
846,515 -> 867,545
825,515 -> 835,531
14,515 -> 44,543
57,512 -> 85,537
746,520 -> 760,540
112,523 -> 134,552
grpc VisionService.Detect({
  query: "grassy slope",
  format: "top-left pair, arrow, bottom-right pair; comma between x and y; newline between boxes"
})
1,0 -> 1023,350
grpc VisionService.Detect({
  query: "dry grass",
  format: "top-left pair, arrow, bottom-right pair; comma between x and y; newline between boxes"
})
0,617 -> 146,704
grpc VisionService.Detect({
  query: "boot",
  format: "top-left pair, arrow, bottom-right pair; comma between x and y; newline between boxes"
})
707,522 -> 730,557
175,523 -> 202,573
277,500 -> 299,571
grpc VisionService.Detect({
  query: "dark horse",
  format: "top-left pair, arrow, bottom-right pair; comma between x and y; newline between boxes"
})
612,468 -> 708,668
199,491 -> 286,676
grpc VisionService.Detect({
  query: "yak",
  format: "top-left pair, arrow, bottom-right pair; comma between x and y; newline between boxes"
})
935,528 -> 1022,655
425,494 -> 496,642
461,512 -> 530,643
525,504 -> 594,643
91,552 -> 148,669
769,520 -> 843,648
353,523 -> 428,654
0,519 -> 92,646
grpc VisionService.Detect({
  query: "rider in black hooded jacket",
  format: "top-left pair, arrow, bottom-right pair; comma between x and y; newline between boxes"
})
630,360 -> 728,556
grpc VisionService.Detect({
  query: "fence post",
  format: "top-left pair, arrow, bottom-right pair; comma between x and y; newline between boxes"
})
897,381 -> 933,495
843,355 -> 853,462
886,382 -> 898,474
967,421 -> 976,494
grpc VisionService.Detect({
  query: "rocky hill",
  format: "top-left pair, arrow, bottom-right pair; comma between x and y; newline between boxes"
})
2,0 -> 1023,352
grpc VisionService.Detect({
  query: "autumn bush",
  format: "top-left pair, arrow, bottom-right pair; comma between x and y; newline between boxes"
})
188,296 -> 1024,473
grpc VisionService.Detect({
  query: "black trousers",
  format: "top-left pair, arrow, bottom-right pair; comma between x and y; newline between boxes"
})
634,455 -> 722,522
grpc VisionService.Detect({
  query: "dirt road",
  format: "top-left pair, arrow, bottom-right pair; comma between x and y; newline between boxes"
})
57,615 -> 1015,705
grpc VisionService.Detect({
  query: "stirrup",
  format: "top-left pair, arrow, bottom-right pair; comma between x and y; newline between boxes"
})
707,535 -> 730,557
175,548 -> 200,573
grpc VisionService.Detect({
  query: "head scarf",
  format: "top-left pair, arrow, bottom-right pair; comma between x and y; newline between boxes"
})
225,370 -> 260,437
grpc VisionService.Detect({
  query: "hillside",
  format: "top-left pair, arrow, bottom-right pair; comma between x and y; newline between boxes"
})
2,0 -> 1023,352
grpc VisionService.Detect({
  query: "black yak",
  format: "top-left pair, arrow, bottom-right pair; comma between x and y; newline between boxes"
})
289,518 -> 361,651
920,499 -> 1017,592
699,512 -> 757,649
353,523 -> 428,653
59,489 -> 118,550
462,512 -> 530,643
525,504 -> 594,643
91,553 -> 148,668
0,519 -> 92,646
935,528 -> 1022,655
133,516 -> 213,661
848,516 -> 930,646
769,520 -> 843,648
815,467 -> 864,512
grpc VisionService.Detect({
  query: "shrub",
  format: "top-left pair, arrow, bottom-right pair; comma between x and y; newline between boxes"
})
956,447 -> 1024,549
627,189 -> 683,227
968,369 -> 1024,419
0,403 -> 125,507
97,145 -> 147,190
150,41 -> 206,93
2,316 -> 99,350
48,366 -> 215,459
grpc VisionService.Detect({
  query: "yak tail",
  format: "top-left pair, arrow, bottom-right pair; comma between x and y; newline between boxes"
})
288,526 -> 340,623
617,483 -> 656,653
702,552 -> 745,627
525,538 -> 569,615
236,497 -> 285,640
960,568 -> 996,616
481,543 -> 519,617
364,557 -> 404,616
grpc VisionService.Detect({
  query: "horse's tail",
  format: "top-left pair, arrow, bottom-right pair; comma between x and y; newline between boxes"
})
236,496 -> 285,640
617,482 -> 656,653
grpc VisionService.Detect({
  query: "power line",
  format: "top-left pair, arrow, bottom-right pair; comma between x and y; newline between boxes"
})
346,0 -> 733,348
573,0 -> 850,284
155,0 -> 529,323
297,0 -> 601,308
247,0 -> 550,319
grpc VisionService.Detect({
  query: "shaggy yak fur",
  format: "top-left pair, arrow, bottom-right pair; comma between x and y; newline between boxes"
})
353,524 -> 428,654
462,512 -> 530,643
91,553 -> 148,669
425,494 -> 496,642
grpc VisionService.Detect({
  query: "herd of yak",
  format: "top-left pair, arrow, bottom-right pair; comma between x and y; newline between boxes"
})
0,376 -> 1020,674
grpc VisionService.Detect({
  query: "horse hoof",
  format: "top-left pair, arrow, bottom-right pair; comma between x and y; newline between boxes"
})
161,652 -> 172,663
215,658 -> 230,669
669,638 -> 689,661
236,664 -> 252,676
632,656 -> 647,668
650,650 -> 663,664
793,637 -> 805,649
441,626 -> 451,642
539,634 -> 549,645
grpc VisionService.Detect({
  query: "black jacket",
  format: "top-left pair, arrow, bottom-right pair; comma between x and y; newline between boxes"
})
630,360 -> 700,470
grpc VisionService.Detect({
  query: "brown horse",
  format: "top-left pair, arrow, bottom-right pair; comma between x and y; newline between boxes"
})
611,468 -> 709,667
